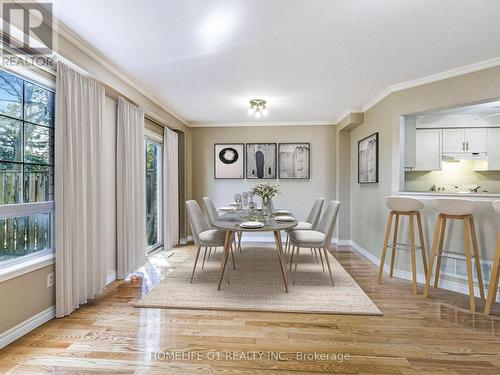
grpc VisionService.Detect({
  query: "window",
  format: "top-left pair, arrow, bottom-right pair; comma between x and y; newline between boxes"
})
0,69 -> 55,265
145,137 -> 162,251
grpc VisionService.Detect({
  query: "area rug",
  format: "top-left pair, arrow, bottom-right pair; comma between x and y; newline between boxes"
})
133,245 -> 382,315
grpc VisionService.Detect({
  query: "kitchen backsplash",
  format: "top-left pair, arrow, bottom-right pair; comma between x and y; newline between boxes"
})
405,160 -> 500,193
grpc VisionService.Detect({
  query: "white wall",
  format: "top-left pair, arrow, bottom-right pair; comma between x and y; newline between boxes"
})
191,125 -> 337,239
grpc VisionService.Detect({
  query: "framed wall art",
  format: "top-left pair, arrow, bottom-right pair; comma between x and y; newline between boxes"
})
278,143 -> 310,179
214,143 -> 244,179
358,133 -> 379,184
246,143 -> 277,179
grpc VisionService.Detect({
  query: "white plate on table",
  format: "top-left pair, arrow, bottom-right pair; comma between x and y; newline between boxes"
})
218,206 -> 236,212
228,202 -> 239,206
273,209 -> 291,215
275,215 -> 296,222
240,221 -> 264,229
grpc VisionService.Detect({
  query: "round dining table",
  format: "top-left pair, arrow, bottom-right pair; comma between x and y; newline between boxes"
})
212,210 -> 297,292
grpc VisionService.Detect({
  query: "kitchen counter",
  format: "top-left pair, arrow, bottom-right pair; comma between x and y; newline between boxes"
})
397,191 -> 500,201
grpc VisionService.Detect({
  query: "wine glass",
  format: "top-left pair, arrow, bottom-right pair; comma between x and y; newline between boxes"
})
234,194 -> 242,211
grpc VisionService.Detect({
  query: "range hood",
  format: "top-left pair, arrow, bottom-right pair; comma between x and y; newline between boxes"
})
442,152 -> 488,162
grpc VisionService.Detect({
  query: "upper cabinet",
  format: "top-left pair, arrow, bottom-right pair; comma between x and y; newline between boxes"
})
414,129 -> 442,171
487,128 -> 500,170
442,128 -> 487,153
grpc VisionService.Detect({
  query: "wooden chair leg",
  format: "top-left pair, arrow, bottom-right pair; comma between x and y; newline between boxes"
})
289,246 -> 296,271
434,217 -> 447,289
313,248 -> 319,264
464,218 -> 476,312
377,212 -> 394,284
485,231 -> 500,314
293,247 -> 301,285
318,247 -> 325,271
323,248 -> 334,286
424,216 -> 443,297
201,246 -> 208,269
416,212 -> 428,277
238,231 -> 242,253
409,214 -> 418,295
230,244 -> 236,270
207,246 -> 213,261
285,232 -> 290,255
469,216 -> 485,300
190,246 -> 202,283
389,213 -> 400,278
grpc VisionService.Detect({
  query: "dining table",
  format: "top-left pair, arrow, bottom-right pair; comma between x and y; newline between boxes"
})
212,209 -> 297,292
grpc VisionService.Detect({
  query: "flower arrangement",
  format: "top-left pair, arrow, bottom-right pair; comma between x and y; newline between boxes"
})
251,182 -> 280,201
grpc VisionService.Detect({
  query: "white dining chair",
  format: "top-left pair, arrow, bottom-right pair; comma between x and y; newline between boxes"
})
285,198 -> 324,264
289,200 -> 340,286
203,196 -> 242,257
186,200 -> 235,283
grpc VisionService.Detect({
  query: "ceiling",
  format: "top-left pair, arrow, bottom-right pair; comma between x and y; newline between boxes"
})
50,0 -> 500,125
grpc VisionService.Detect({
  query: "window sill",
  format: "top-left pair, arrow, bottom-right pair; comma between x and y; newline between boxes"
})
0,252 -> 55,283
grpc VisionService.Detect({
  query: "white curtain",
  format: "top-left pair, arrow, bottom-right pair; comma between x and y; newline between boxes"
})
55,62 -> 106,318
117,97 -> 147,279
164,127 -> 179,249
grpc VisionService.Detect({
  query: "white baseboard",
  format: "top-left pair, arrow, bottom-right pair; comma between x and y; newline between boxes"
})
106,271 -> 117,286
0,306 -> 55,349
346,239 -> 500,300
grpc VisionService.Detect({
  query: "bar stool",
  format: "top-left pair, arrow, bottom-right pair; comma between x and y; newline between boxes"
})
377,196 -> 428,294
424,199 -> 485,312
485,200 -> 500,315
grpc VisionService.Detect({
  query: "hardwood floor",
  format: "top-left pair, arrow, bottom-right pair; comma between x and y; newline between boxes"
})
1,245 -> 500,374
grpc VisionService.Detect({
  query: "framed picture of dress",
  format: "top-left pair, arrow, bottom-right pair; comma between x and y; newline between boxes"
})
246,143 -> 277,179
278,143 -> 310,179
214,143 -> 244,179
358,132 -> 379,184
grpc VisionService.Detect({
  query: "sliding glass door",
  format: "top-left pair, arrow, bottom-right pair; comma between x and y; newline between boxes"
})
145,138 -> 162,251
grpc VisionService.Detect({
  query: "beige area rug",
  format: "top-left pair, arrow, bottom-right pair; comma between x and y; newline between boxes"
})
134,245 -> 382,315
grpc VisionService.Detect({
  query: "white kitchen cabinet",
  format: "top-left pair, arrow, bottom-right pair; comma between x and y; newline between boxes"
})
404,118 -> 416,169
464,129 -> 487,152
413,129 -> 442,171
487,128 -> 500,170
442,128 -> 487,153
442,129 -> 465,153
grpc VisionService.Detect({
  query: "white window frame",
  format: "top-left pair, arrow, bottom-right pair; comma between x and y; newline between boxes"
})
145,130 -> 163,252
0,68 -> 56,281
0,202 -> 55,281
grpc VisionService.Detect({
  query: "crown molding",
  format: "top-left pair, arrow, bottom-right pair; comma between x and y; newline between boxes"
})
53,20 -> 189,127
361,56 -> 500,113
189,120 -> 336,128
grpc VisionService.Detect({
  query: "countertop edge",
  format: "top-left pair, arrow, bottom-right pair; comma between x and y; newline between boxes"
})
396,192 -> 500,201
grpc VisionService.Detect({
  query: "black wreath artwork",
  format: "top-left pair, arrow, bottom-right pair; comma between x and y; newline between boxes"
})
219,147 -> 239,164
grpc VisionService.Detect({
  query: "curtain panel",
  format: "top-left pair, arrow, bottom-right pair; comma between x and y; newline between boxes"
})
55,62 -> 106,318
164,127 -> 179,249
116,97 -> 147,279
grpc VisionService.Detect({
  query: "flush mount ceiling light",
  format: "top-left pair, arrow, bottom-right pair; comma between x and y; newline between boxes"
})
248,99 -> 268,119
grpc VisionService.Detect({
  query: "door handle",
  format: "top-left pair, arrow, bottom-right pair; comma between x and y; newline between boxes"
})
466,142 -> 469,151
462,142 -> 465,151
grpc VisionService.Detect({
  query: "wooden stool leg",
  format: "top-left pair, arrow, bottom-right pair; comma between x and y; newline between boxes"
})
485,230 -> 500,314
409,213 -> 418,295
416,212 -> 428,277
377,212 -> 394,284
424,216 -> 443,297
464,218 -> 476,312
389,213 -> 400,278
434,217 -> 447,289
469,216 -> 485,300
